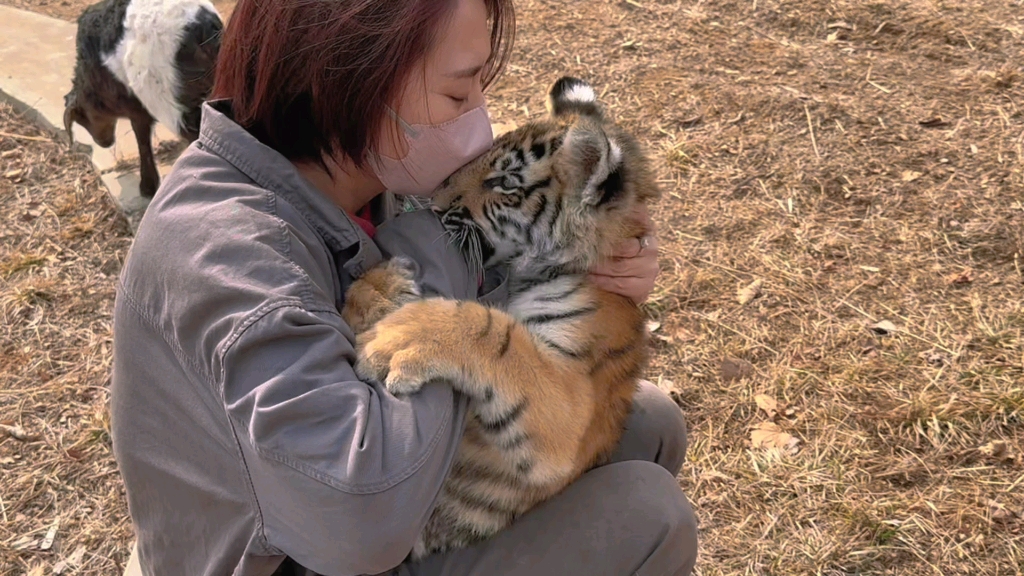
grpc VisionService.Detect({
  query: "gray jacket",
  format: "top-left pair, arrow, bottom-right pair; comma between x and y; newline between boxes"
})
110,102 -> 504,576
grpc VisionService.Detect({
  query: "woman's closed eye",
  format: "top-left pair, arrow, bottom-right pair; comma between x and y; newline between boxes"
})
447,95 -> 469,105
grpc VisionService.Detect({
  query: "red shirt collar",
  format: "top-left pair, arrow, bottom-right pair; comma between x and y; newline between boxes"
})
349,205 -> 376,238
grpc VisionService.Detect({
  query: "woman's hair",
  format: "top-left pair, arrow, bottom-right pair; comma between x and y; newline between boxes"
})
212,0 -> 515,167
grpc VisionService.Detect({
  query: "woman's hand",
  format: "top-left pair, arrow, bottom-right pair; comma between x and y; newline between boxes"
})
589,204 -> 660,304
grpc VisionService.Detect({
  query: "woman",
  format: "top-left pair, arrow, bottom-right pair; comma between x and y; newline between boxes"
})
110,0 -> 698,574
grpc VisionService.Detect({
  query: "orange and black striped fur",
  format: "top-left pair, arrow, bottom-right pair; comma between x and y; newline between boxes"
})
341,76 -> 661,560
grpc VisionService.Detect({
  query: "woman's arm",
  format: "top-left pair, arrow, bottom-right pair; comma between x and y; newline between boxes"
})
218,302 -> 463,574
212,210 -> 475,575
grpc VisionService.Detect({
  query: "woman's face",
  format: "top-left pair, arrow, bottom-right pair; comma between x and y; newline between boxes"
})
377,0 -> 492,160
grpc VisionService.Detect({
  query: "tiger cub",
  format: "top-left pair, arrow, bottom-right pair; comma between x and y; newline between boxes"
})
341,76 -> 661,559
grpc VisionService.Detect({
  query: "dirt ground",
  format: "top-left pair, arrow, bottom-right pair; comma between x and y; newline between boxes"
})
2,0 -> 1023,575
0,102 -> 134,575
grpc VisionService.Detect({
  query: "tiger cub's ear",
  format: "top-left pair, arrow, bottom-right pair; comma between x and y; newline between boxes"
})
546,76 -> 603,119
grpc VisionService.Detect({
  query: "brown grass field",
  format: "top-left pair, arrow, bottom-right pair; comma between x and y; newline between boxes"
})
2,0 -> 1022,574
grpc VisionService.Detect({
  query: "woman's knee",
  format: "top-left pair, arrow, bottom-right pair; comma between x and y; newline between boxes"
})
611,380 -> 689,475
598,461 -> 698,576
636,380 -> 689,456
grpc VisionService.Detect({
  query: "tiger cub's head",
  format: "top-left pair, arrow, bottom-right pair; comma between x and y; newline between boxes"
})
431,76 -> 660,277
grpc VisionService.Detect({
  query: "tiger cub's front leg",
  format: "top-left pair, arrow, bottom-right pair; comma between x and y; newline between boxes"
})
354,299 -> 594,484
341,257 -> 422,336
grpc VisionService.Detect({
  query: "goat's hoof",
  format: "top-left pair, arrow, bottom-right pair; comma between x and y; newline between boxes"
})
139,181 -> 158,199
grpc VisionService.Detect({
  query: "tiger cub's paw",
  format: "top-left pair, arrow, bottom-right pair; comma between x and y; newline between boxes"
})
382,256 -> 420,294
356,347 -> 457,397
342,257 -> 421,334
354,300 -> 465,397
373,256 -> 421,304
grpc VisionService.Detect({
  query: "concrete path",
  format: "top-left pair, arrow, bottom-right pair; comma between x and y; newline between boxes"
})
0,4 -> 180,229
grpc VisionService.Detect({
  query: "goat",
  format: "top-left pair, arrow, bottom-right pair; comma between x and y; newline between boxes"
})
64,0 -> 223,198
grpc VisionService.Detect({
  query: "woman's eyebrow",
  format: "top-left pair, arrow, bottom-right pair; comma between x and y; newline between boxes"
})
447,64 -> 485,79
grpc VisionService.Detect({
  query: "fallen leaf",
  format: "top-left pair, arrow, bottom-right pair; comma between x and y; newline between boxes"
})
54,544 -> 87,573
754,394 -> 779,418
750,422 -> 800,453
992,508 -> 1018,523
901,170 -> 923,182
946,269 -> 973,284
3,168 -> 23,180
0,456 -> 14,465
40,519 -> 60,551
67,545 -> 87,565
12,535 -> 36,550
827,21 -> 854,30
655,377 -> 677,395
677,115 -> 703,128
25,565 -> 45,576
720,357 -> 755,382
645,320 -> 661,333
918,117 -> 951,128
858,265 -> 881,272
489,122 -> 518,137
673,327 -> 697,342
0,422 -> 40,441
737,278 -> 764,305
986,499 -> 1019,524
700,471 -> 733,482
869,320 -> 898,336
979,441 -> 1013,462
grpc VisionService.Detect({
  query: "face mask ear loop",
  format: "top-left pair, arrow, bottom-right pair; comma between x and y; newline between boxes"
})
386,106 -> 420,139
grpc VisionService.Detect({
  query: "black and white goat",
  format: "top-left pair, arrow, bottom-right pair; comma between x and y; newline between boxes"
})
64,0 -> 223,198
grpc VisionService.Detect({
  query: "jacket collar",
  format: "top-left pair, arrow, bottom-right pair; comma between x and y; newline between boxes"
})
197,100 -> 364,253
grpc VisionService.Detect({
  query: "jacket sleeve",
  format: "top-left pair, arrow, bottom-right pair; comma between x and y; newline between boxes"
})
219,211 -> 474,575
220,303 -> 462,574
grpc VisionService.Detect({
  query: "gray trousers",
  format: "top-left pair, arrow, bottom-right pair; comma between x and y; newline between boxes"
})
394,381 -> 699,576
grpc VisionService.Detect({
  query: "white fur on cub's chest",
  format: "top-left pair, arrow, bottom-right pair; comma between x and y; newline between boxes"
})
508,276 -> 594,354
102,0 -> 218,137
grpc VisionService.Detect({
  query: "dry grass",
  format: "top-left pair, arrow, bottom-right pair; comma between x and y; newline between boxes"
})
482,1 -> 1024,574
3,0 -> 1024,574
483,0 -> 1019,569
1,102 -> 133,575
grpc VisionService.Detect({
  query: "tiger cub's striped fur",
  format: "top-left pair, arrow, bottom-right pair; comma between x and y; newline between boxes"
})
342,76 -> 661,560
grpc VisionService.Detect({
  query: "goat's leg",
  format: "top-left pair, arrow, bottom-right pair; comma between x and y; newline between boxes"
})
130,115 -> 159,199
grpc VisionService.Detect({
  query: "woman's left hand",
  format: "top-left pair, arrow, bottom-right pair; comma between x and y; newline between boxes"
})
588,204 -> 660,304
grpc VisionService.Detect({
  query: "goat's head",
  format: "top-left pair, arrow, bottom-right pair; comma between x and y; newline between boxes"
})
63,88 -> 118,149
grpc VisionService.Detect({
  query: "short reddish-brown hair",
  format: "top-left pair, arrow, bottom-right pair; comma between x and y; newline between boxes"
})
213,0 -> 515,167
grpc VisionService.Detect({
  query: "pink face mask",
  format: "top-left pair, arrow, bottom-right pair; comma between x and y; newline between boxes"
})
371,105 -> 494,197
